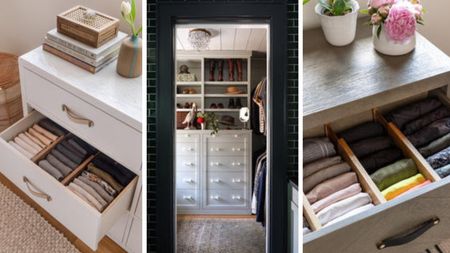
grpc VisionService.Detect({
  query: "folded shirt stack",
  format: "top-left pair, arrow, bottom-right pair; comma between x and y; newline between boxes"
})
8,118 -> 66,159
68,154 -> 135,212
387,98 -> 450,178
303,137 -> 373,226
38,135 -> 97,181
340,121 -> 427,200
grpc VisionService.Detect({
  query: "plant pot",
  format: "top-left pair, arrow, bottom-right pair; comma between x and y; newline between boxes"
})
116,35 -> 142,78
372,25 -> 416,56
315,0 -> 359,46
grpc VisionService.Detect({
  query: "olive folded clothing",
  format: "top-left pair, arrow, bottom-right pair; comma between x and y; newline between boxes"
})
304,156 -> 342,178
359,148 -> 403,174
304,138 -> 336,164
306,172 -> 358,204
436,164 -> 450,178
87,163 -> 124,192
426,146 -> 450,169
311,183 -> 362,213
316,192 -> 372,226
339,122 -> 385,144
407,117 -> 450,147
370,159 -> 418,191
349,136 -> 393,158
396,180 -> 431,198
303,162 -> 351,192
386,98 -> 442,130
419,133 -> 450,157
382,174 -> 426,201
403,106 -> 450,135
324,203 -> 374,227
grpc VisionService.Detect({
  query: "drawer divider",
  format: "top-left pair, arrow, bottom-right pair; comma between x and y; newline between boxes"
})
31,135 -> 65,163
303,194 -> 322,231
61,154 -> 97,185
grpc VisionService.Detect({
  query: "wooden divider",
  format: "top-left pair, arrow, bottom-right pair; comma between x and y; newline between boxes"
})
303,194 -> 322,231
31,135 -> 65,163
326,124 -> 386,205
61,154 -> 97,185
373,108 -> 441,182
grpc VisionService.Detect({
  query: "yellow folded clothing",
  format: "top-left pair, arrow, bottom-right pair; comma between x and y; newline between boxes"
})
381,174 -> 426,201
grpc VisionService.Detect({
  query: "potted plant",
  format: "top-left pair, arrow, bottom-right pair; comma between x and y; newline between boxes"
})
364,0 -> 424,56
313,0 -> 360,46
196,112 -> 219,135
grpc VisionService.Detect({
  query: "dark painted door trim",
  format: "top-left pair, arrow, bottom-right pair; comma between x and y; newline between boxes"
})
155,3 -> 288,253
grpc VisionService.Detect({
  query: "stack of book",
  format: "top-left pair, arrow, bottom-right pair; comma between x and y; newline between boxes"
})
43,29 -> 126,73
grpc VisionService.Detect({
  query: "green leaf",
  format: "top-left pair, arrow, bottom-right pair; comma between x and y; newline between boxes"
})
303,0 -> 310,5
360,9 -> 369,15
319,0 -> 332,12
333,0 -> 346,16
377,25 -> 382,39
131,0 -> 136,22
136,26 -> 142,36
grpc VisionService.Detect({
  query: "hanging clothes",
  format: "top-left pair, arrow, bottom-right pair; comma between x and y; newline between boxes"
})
252,152 -> 266,214
256,162 -> 267,226
252,78 -> 267,135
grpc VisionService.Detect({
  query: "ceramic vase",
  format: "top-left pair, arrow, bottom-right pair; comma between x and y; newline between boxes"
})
117,35 -> 142,78
315,0 -> 360,46
372,26 -> 416,56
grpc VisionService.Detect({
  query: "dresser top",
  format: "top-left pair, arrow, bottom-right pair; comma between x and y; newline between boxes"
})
20,47 -> 142,131
304,19 -> 450,129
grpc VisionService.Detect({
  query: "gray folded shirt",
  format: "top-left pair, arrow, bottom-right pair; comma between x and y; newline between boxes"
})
78,175 -> 114,203
73,178 -> 108,207
51,149 -> 78,169
38,160 -> 64,181
47,154 -> 73,176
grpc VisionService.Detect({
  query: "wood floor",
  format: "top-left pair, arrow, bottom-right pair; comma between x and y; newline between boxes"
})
177,214 -> 255,220
0,172 -> 127,253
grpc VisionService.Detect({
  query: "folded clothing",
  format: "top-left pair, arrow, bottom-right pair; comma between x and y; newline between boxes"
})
359,148 -> 404,174
67,136 -> 97,156
311,183 -> 362,213
51,149 -> 78,170
324,203 -> 374,227
407,117 -> 450,147
349,136 -> 393,158
78,175 -> 114,202
56,144 -> 84,165
303,227 -> 312,235
386,98 -> 442,130
28,128 -> 52,146
9,141 -> 33,159
419,133 -> 450,157
316,192 -> 371,226
403,106 -> 450,135
32,124 -> 58,142
37,118 -> 68,137
38,160 -> 64,181
370,159 -> 418,191
18,133 -> 43,153
306,172 -> 358,204
92,154 -> 135,186
73,178 -> 108,207
14,136 -> 40,156
396,180 -> 431,198
81,171 -> 117,197
87,163 -> 124,192
68,182 -> 103,212
303,162 -> 351,192
47,154 -> 73,176
304,138 -> 336,164
339,122 -> 385,144
426,146 -> 450,169
436,164 -> 450,178
304,156 -> 342,178
382,174 -> 426,201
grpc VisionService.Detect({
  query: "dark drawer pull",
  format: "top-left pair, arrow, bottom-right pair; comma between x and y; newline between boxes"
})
377,217 -> 440,250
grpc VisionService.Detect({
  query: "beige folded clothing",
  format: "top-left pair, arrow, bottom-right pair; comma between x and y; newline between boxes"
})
33,124 -> 58,141
306,172 -> 358,204
317,192 -> 371,225
311,183 -> 362,213
304,156 -> 342,178
28,128 -> 52,146
9,141 -> 33,159
24,131 -> 46,149
303,162 -> 351,192
325,203 -> 374,227
14,136 -> 39,155
18,133 -> 43,153
68,182 -> 104,212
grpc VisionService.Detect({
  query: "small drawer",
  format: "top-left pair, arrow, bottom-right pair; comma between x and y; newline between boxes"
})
176,171 -> 198,190
0,111 -> 137,250
206,156 -> 247,171
206,171 -> 248,190
176,132 -> 200,142
207,132 -> 249,142
20,69 -> 141,173
176,142 -> 199,156
176,190 -> 199,208
176,156 -> 199,171
206,142 -> 247,156
205,189 -> 249,208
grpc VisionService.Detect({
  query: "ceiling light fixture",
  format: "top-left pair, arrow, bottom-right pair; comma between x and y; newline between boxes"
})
188,28 -> 211,50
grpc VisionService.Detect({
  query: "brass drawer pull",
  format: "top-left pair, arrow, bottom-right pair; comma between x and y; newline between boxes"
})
23,177 -> 52,202
377,217 -> 439,250
62,104 -> 94,127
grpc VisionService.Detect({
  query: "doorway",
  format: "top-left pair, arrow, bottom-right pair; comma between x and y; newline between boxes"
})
155,3 -> 288,253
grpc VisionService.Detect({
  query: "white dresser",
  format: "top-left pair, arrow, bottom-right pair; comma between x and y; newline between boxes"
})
0,46 -> 142,252
176,130 -> 252,214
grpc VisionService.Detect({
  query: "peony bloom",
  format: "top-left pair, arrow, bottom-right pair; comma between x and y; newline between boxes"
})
371,13 -> 383,25
384,3 -> 416,42
369,0 -> 396,8
378,5 -> 390,17
121,1 -> 131,16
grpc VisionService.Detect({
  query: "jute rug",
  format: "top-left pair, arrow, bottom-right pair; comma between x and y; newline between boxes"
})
177,218 -> 265,253
0,182 -> 79,253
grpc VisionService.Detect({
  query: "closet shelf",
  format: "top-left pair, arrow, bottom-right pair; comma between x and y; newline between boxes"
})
204,81 -> 249,85
204,94 -> 247,98
176,81 -> 203,86
176,94 -> 202,98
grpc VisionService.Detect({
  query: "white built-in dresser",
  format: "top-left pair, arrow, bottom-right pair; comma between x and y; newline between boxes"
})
0,46 -> 142,252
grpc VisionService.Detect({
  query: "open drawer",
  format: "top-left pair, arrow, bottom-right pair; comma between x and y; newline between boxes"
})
0,110 -> 137,250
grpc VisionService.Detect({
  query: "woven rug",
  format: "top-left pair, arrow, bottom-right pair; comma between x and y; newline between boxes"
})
0,182 -> 79,253
177,218 -> 265,253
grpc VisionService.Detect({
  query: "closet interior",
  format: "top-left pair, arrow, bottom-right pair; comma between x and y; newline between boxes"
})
174,24 -> 268,252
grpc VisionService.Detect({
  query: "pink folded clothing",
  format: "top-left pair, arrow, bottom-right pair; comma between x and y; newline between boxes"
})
311,183 -> 362,213
303,162 -> 351,192
396,180 -> 431,198
306,172 -> 358,204
304,156 -> 342,178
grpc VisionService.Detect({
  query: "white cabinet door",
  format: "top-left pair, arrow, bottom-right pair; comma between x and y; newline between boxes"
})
126,217 -> 142,253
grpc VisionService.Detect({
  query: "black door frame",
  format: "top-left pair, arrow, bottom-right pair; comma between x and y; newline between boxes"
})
155,3 -> 288,252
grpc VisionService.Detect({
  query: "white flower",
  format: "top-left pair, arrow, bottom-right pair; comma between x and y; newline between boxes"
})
121,1 -> 131,16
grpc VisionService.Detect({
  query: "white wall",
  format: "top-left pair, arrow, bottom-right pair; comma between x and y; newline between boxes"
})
303,0 -> 450,56
0,0 -> 142,56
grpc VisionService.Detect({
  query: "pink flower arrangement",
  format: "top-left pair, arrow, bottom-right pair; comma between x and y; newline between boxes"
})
365,0 -> 424,43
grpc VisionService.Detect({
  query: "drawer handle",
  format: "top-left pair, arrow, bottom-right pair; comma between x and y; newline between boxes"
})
234,134 -> 239,138
210,179 -> 221,183
377,217 -> 440,250
62,104 -> 94,127
184,147 -> 194,151
232,195 -> 241,200
232,178 -> 242,183
184,134 -> 190,138
183,195 -> 193,200
23,177 -> 52,202
210,162 -> 221,166
210,147 -> 221,152
184,162 -> 194,166
232,147 -> 242,152
183,178 -> 194,183
210,195 -> 220,200
232,162 -> 242,166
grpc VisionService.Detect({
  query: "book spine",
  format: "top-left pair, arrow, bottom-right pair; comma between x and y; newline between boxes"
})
44,38 -> 97,66
46,32 -> 97,59
42,44 -> 96,74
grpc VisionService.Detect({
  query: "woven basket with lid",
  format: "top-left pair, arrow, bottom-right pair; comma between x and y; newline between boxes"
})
0,53 -> 22,132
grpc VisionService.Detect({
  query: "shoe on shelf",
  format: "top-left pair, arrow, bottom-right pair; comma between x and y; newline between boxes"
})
228,98 -> 235,109
210,103 -> 217,109
218,103 -> 224,109
235,98 -> 242,108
